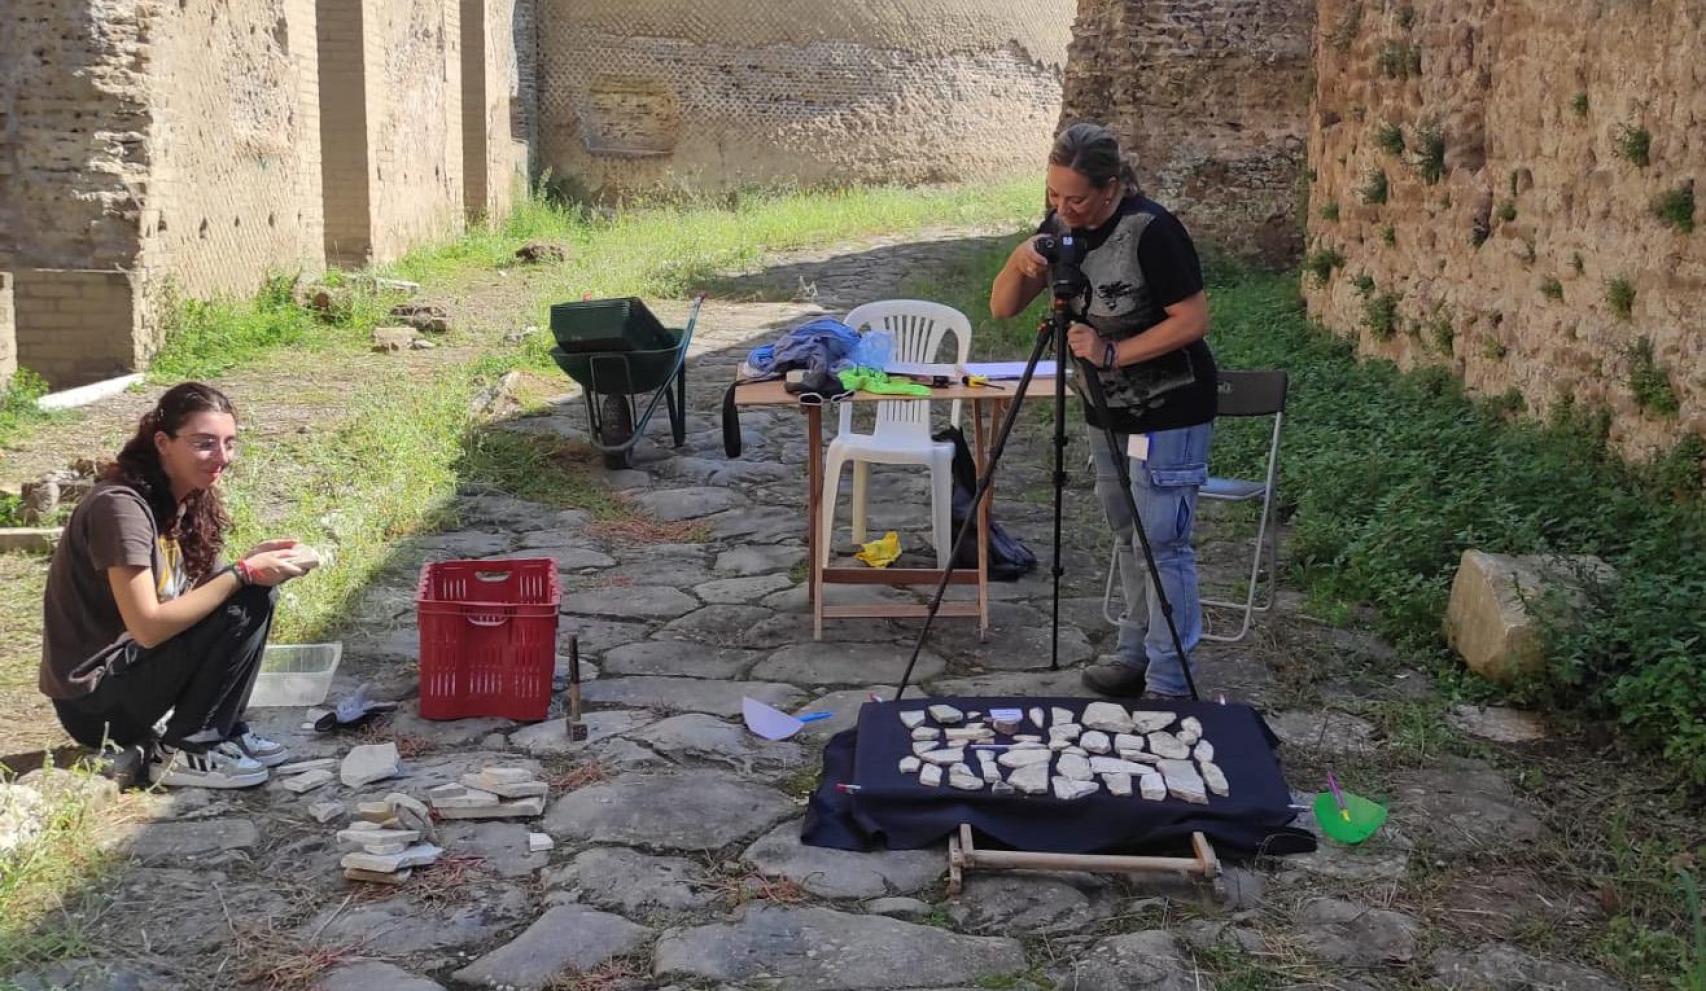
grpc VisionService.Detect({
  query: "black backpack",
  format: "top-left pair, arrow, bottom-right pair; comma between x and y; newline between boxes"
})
932,426 -> 1038,582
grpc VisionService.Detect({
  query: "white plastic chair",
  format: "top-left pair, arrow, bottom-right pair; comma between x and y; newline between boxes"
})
819,300 -> 973,571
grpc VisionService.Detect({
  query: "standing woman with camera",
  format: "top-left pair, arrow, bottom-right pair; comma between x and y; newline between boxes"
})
990,121 -> 1218,699
38,382 -> 316,787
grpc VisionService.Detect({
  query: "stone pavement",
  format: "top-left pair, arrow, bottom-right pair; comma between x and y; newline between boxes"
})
7,232 -> 1622,991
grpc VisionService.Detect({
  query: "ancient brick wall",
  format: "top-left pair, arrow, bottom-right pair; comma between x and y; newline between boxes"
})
0,273 -> 15,388
1302,0 -> 1705,456
363,0 -> 464,262
1059,0 -> 1315,267
535,0 -> 1074,195
461,0 -> 530,219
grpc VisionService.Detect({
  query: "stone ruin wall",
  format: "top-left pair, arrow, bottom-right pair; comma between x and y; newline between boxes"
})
362,0 -> 464,262
535,0 -> 1075,196
462,0 -> 531,220
1303,0 -> 1706,457
1058,0 -> 1316,267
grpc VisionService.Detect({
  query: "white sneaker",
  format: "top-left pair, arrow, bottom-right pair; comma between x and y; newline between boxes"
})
150,741 -> 269,789
233,728 -> 289,767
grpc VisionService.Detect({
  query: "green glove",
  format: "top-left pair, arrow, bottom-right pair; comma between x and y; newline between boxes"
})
838,367 -> 933,396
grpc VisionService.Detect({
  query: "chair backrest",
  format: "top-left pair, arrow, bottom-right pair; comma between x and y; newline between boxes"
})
840,300 -> 973,440
1215,369 -> 1288,418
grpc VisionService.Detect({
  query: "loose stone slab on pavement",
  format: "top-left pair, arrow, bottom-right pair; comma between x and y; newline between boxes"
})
740,819 -> 943,899
124,818 -> 260,863
1053,930 -> 1202,991
452,904 -> 651,990
545,846 -> 720,914
316,960 -> 446,991
1265,709 -> 1378,754
1296,896 -> 1421,967
580,675 -> 804,717
508,709 -> 655,754
598,640 -> 762,679
634,713 -> 809,770
625,485 -> 748,521
693,573 -> 796,604
436,821 -> 549,877
700,505 -> 805,543
544,770 -> 795,850
948,873 -> 1113,934
559,585 -> 700,620
752,641 -> 946,685
1431,942 -> 1626,990
302,893 -> 521,956
713,545 -> 806,576
1388,760 -> 1543,855
652,905 -> 1028,990
654,604 -> 776,645
486,545 -> 616,570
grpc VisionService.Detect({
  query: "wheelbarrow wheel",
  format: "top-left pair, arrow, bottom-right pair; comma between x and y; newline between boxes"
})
598,393 -> 634,469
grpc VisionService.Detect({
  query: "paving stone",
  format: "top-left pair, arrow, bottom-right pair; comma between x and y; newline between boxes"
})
1388,759 -> 1543,855
626,486 -> 748,521
90,868 -> 290,956
1191,647 -> 1279,701
383,710 -> 515,747
582,736 -> 666,770
16,767 -> 120,812
1430,943 -> 1625,990
741,819 -> 944,899
693,573 -> 796,604
923,602 -> 1093,670
947,874 -> 1110,934
602,545 -> 717,586
405,530 -> 514,560
316,961 -> 445,991
543,847 -> 719,914
455,495 -> 569,532
1266,709 -> 1378,754
1297,897 -> 1420,967
864,896 -> 933,920
125,819 -> 259,862
760,582 -> 918,614
560,585 -> 700,620
515,525 -> 598,550
787,686 -> 915,740
544,770 -> 794,851
341,742 -> 402,787
1446,704 -> 1548,743
700,505 -> 804,543
656,605 -> 777,645
652,905 -> 1027,990
1053,930 -> 1201,991
376,752 -> 542,795
485,545 -> 616,570
634,714 -> 809,769
714,545 -> 806,576
927,669 -> 1093,697
659,455 -> 795,486
509,710 -> 656,754
436,821 -> 549,878
451,905 -> 651,989
7,958 -> 172,991
582,676 -> 803,717
557,619 -> 650,656
1178,919 -> 1266,955
599,640 -> 761,679
752,642 -> 946,686
744,612 -> 913,648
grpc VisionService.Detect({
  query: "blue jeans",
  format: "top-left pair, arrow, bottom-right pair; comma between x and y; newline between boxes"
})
1088,420 -> 1212,696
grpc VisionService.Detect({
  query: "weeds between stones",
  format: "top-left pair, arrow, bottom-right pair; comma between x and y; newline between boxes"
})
233,920 -> 360,991
410,852 -> 493,909
546,956 -> 649,991
547,759 -> 612,793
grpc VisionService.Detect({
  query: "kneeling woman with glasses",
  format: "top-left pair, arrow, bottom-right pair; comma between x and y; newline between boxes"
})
38,382 -> 319,788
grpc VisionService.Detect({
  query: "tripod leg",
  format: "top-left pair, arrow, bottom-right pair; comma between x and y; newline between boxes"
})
1049,307 -> 1069,672
889,320 -> 1056,701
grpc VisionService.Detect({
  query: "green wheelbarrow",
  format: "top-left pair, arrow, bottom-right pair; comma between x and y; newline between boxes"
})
548,295 -> 702,469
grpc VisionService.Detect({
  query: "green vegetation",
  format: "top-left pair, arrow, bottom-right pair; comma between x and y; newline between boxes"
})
1653,184 -> 1695,234
1572,91 -> 1590,117
1352,273 -> 1377,297
1375,121 -> 1406,156
1606,277 -> 1636,320
1360,169 -> 1390,205
1626,337 -> 1679,417
1377,41 -> 1423,79
1319,201 -> 1341,222
1540,277 -> 1564,301
0,369 -> 55,451
1415,125 -> 1446,184
1396,4 -> 1417,28
1573,252 -> 1586,275
1380,224 -> 1397,246
1614,123 -> 1652,168
1329,2 -> 1363,52
1362,291 -> 1401,340
1425,307 -> 1454,353
1481,338 -> 1509,360
0,761 -> 117,967
1303,247 -> 1346,285
150,273 -> 395,381
1497,199 -> 1518,223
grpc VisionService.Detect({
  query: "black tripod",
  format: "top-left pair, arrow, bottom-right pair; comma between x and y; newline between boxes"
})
889,240 -> 1201,703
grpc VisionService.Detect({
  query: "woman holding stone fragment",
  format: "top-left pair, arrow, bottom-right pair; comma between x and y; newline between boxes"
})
990,122 -> 1216,700
38,382 -> 320,788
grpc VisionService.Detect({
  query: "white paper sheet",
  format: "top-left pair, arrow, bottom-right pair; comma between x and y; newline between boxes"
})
962,361 -> 1059,380
743,696 -> 805,741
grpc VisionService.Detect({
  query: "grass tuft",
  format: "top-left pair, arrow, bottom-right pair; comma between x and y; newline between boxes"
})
1653,185 -> 1695,234
1375,122 -> 1406,155
1415,126 -> 1446,184
1614,123 -> 1652,168
1540,277 -> 1564,301
1303,247 -> 1346,285
1362,291 -> 1401,340
1605,278 -> 1636,320
1627,337 -> 1679,416
1360,169 -> 1390,205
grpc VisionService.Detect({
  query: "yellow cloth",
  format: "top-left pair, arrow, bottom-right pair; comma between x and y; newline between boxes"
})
854,531 -> 903,568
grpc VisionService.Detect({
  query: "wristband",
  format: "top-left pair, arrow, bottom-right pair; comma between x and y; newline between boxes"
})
1102,340 -> 1119,372
232,560 -> 252,586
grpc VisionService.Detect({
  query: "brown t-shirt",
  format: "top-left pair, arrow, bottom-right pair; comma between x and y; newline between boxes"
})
39,482 -> 188,699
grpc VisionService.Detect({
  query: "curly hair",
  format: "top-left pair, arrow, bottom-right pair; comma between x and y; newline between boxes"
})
102,382 -> 236,582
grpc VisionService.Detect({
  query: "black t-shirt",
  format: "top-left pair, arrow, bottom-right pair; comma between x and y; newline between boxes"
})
1039,195 -> 1217,434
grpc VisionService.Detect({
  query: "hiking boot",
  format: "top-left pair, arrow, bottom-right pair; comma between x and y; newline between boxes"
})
232,727 -> 289,767
1140,690 -> 1193,702
1080,662 -> 1148,698
150,741 -> 269,789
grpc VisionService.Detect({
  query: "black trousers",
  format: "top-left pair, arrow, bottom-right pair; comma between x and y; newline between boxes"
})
52,585 -> 277,750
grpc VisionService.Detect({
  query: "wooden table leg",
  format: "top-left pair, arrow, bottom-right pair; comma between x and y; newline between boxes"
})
807,403 -> 824,640
974,399 -> 993,637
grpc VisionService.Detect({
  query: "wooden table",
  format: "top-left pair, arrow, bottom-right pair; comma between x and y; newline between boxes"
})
733,376 -> 1056,639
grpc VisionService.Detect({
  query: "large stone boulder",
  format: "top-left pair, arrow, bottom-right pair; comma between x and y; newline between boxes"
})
1444,550 -> 1613,683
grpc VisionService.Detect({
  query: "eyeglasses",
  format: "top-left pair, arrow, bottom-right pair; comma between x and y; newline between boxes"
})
176,434 -> 240,457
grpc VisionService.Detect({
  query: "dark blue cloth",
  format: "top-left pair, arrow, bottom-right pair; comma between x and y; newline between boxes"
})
802,697 -> 1315,859
746,317 -> 860,375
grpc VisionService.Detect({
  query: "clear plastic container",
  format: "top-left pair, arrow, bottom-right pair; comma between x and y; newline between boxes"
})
248,643 -> 343,707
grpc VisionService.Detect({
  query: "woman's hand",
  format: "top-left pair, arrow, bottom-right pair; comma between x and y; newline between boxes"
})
1067,323 -> 1106,363
241,550 -> 306,587
1010,236 -> 1049,280
242,538 -> 299,559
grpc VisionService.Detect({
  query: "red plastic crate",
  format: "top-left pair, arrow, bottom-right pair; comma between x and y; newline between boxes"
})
416,559 -> 560,721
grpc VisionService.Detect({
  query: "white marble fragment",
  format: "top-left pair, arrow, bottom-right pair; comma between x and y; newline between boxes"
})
948,770 -> 984,791
1193,740 -> 1215,763
1103,773 -> 1133,797
1051,706 -> 1075,727
899,710 -> 927,729
1013,734 -> 1043,744
976,752 -> 1001,782
945,726 -> 994,743
991,780 -> 1016,796
1057,754 -> 1093,781
1158,759 -> 1208,804
1048,724 -> 1082,743
912,741 -> 936,755
1089,756 -> 1151,775
920,764 -> 943,787
1080,731 -> 1112,755
997,748 -> 1053,769
919,748 -> 965,766
1148,731 -> 1191,760
927,704 -> 964,725
1200,761 -> 1229,797
898,756 -> 921,774
1082,702 -> 1135,734
1008,762 -> 1050,795
1028,707 -> 1046,730
1052,776 -> 1100,800
1113,733 -> 1147,753
528,832 -> 554,852
1130,710 -> 1177,733
1181,716 -> 1203,738
1139,772 -> 1167,801
911,727 -> 941,741
1062,746 -> 1087,758
1178,728 -> 1201,747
